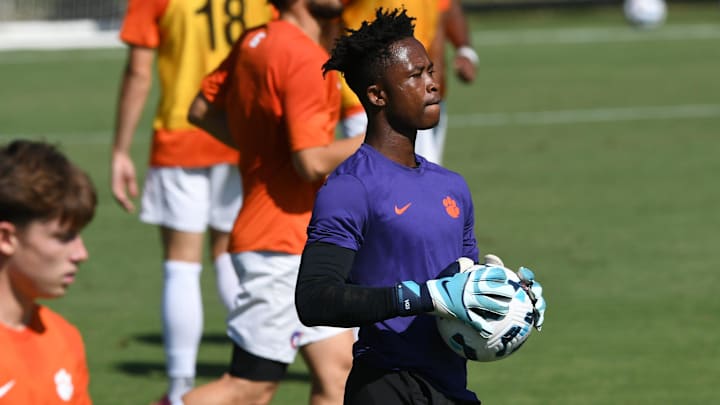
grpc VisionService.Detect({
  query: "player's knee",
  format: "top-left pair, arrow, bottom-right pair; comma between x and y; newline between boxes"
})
224,376 -> 277,405
311,360 -> 351,402
223,343 -> 285,404
310,377 -> 346,405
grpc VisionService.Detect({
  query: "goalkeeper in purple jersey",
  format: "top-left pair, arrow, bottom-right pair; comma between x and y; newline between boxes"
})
296,8 -> 546,405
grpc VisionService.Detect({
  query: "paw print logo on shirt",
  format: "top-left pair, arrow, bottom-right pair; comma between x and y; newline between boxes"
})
443,196 -> 460,219
290,331 -> 303,349
54,368 -> 74,401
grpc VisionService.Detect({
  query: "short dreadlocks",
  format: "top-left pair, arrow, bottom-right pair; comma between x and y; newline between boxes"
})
323,8 -> 415,105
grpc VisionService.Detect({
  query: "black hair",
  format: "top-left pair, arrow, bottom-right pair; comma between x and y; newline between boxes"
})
323,8 -> 415,103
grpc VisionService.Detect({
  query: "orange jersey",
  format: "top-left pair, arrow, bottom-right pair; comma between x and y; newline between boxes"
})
342,0 -> 448,51
201,21 -> 341,254
119,0 -> 273,167
0,306 -> 91,405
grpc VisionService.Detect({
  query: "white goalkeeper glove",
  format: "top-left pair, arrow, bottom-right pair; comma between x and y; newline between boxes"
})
483,253 -> 505,267
516,266 -> 546,331
425,257 -> 515,338
486,254 -> 546,331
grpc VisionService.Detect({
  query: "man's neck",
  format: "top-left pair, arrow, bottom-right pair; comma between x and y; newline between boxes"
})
365,121 -> 418,168
279,7 -> 322,44
0,273 -> 34,330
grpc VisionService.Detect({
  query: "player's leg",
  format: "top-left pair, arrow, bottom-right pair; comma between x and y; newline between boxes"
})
160,228 -> 205,403
181,374 -> 277,405
193,251 -> 303,404
415,126 -> 439,164
432,102 -> 448,165
140,167 -> 212,404
182,344 -> 283,405
208,231 -> 237,311
207,164 -> 243,312
300,329 -> 354,405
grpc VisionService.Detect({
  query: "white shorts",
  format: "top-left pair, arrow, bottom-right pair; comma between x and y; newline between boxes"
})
139,165 -> 242,233
227,251 -> 348,364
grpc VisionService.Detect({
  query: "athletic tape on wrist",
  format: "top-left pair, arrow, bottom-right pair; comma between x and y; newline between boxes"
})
457,46 -> 479,65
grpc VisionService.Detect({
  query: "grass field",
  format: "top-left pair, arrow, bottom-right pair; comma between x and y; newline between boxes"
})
1,3 -> 719,404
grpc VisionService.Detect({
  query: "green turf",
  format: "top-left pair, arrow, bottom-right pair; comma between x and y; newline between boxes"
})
1,3 -> 719,404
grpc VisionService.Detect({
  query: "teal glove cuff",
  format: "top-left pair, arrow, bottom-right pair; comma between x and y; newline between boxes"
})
395,281 -> 434,316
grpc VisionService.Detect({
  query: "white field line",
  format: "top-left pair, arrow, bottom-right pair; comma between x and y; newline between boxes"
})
1,104 -> 718,143
472,24 -> 720,46
0,132 -> 129,145
1,21 -> 718,56
0,50 -> 125,65
448,104 -> 720,128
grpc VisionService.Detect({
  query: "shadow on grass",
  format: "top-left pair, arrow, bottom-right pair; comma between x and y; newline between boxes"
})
119,332 -> 311,381
134,332 -> 231,345
115,361 -> 311,382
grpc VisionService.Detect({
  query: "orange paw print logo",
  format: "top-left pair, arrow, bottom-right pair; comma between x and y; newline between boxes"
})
443,196 -> 460,219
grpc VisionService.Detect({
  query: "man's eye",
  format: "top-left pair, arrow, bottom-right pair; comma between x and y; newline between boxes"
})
58,232 -> 79,242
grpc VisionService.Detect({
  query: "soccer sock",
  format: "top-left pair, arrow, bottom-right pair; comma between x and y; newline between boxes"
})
213,253 -> 240,312
167,377 -> 192,405
162,260 -> 202,393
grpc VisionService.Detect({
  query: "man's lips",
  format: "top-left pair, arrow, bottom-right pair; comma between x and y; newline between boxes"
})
426,97 -> 442,106
62,271 -> 77,284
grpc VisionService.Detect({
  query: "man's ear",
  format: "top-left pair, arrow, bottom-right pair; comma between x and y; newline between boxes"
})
0,221 -> 17,256
366,84 -> 386,107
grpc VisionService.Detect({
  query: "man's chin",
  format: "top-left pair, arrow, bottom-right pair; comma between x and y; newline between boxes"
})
418,116 -> 441,130
38,288 -> 68,300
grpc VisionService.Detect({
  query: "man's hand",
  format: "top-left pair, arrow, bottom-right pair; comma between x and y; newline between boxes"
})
482,254 -> 547,331
426,258 -> 515,337
110,151 -> 138,212
454,46 -> 478,83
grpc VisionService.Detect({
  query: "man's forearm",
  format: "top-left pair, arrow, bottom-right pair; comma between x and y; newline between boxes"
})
187,92 -> 237,149
296,243 -> 402,327
113,60 -> 152,153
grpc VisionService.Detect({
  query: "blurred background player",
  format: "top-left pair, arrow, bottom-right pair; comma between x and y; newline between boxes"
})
338,0 -> 478,164
432,0 -> 478,87
427,0 -> 478,162
296,8 -> 545,404
110,0 -> 273,403
0,140 -> 97,405
183,0 -> 364,402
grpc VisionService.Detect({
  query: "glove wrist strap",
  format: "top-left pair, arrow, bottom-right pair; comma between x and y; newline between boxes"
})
395,281 -> 434,316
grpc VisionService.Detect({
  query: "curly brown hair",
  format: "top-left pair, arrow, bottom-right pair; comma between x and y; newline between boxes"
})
0,140 -> 96,231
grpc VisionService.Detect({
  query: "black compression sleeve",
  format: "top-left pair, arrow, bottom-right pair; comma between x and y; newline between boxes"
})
296,242 -> 404,327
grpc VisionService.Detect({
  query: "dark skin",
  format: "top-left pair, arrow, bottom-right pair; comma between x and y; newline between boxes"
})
363,37 -> 441,168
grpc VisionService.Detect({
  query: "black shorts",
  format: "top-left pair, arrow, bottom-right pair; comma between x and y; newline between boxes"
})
228,342 -> 288,382
344,361 -> 480,405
